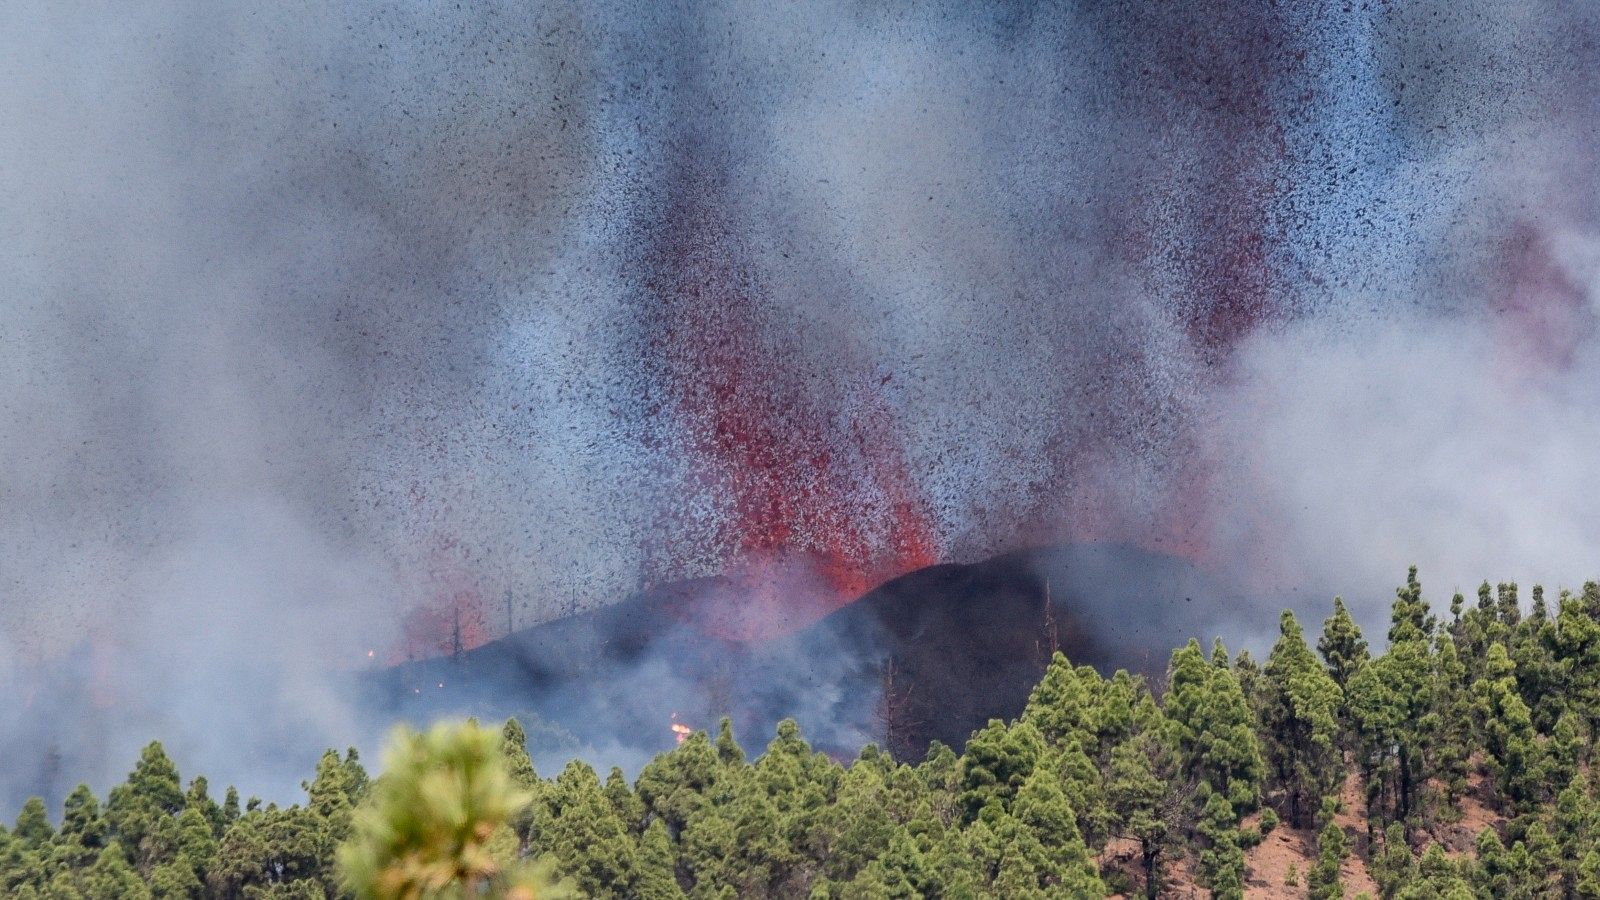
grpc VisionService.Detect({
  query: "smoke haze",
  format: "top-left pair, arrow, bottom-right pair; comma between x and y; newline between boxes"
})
4,0 -> 1600,807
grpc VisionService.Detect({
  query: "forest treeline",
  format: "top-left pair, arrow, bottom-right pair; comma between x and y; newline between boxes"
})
5,568 -> 1600,898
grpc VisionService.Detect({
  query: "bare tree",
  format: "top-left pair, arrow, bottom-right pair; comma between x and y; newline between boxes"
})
875,656 -> 926,761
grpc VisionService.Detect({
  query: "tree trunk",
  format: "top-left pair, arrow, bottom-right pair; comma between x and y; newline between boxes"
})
1143,844 -> 1159,900
1398,746 -> 1413,822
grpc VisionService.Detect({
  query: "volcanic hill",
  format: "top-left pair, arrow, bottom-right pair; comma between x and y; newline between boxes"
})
362,543 -> 1246,760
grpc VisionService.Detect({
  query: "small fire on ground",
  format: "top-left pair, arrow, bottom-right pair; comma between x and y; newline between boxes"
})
670,712 -> 692,745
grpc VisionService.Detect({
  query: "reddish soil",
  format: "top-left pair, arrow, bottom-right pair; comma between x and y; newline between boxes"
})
1425,769 -> 1504,857
1239,770 -> 1378,898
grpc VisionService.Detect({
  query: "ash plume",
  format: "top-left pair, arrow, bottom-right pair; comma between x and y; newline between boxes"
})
3,0 -> 1600,809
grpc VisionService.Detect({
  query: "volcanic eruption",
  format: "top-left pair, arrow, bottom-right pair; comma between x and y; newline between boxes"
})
639,177 -> 944,640
9,0 -> 1600,815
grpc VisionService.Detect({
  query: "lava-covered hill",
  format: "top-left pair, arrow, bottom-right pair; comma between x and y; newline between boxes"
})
360,543 -> 1246,759
777,542 -> 1238,753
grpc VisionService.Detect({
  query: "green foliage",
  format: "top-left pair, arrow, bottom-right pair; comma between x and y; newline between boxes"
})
1019,653 -> 1099,748
1554,772 -> 1598,896
1472,643 -> 1539,809
501,718 -> 538,790
9,566 -> 1600,898
537,761 -> 637,897
337,721 -> 570,899
1164,639 -> 1264,817
14,797 -> 53,848
1319,596 -> 1370,691
1395,843 -> 1474,899
632,819 -> 684,900
1348,594 -> 1435,824
1308,815 -> 1347,900
1426,637 -> 1473,805
1258,806 -> 1278,834
957,719 -> 1043,821
1262,610 -> 1345,827
1370,822 -> 1414,899
1196,789 -> 1246,898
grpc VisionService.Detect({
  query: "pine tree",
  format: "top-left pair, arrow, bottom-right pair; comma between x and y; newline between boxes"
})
815,753 -> 895,883
1196,788 -> 1246,899
636,731 -> 723,837
1425,637 -> 1473,804
1370,822 -> 1415,899
13,798 -> 52,849
1308,813 -> 1347,900
1472,827 -> 1515,898
305,749 -> 357,823
1262,610 -> 1344,827
221,787 -> 239,826
81,843 -> 150,900
183,776 -> 224,840
1019,652 -> 1100,749
752,719 -> 837,874
501,718 -> 538,787
116,743 -> 185,814
1009,766 -> 1104,895
1108,736 -> 1173,900
1579,850 -> 1600,899
172,804 -> 219,886
57,783 -> 105,868
714,717 -> 745,768
916,742 -> 961,827
540,761 -> 637,898
1472,643 -> 1538,809
1233,650 -> 1264,714
849,827 -> 933,899
1319,596 -> 1370,691
1348,594 -> 1434,823
1458,581 -> 1507,683
633,819 -> 684,900
600,767 -> 643,833
1555,772 -> 1598,897
1095,669 -> 1142,757
105,742 -> 185,859
1390,567 -> 1434,644
1554,590 -> 1600,756
1510,595 -> 1565,734
1163,639 -> 1264,815
684,771 -> 797,896
957,720 -> 1044,821
210,804 -> 334,896
148,854 -> 203,899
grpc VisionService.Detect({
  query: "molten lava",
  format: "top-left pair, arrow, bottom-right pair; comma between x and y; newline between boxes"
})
395,536 -> 492,662
643,177 -> 941,639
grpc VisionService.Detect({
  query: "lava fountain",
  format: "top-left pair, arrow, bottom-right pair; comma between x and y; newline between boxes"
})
639,177 -> 942,640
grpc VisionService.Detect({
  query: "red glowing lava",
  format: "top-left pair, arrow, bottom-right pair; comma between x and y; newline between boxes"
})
644,181 -> 941,639
395,537 -> 491,661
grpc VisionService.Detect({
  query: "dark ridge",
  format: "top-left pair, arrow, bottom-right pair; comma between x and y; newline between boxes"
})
770,542 -> 1237,754
358,542 -> 1243,760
